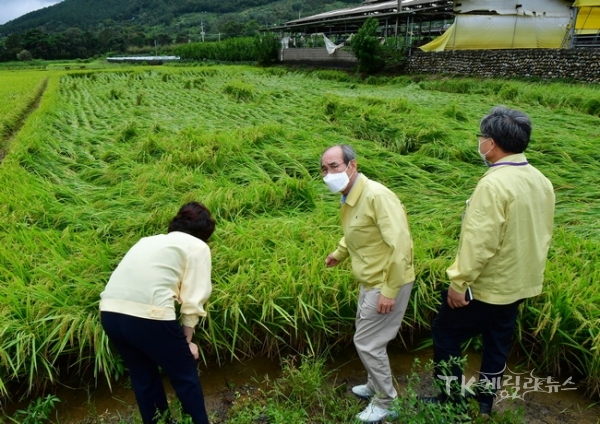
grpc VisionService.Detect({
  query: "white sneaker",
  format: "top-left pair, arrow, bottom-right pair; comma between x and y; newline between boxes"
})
352,384 -> 376,399
356,403 -> 398,423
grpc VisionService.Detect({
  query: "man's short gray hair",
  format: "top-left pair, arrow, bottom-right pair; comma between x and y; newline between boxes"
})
340,144 -> 356,164
480,106 -> 532,153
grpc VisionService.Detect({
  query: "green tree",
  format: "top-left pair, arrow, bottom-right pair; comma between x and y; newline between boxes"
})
129,31 -> 147,47
22,29 -> 49,59
350,17 -> 385,74
243,19 -> 260,37
220,19 -> 244,37
175,32 -> 189,44
255,33 -> 279,66
156,33 -> 172,45
62,27 -> 87,58
3,33 -> 24,55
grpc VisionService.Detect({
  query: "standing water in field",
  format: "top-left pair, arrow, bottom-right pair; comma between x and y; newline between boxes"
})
27,346 -> 600,424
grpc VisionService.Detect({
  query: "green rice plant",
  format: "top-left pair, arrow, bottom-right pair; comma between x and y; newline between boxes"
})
388,75 -> 414,86
418,78 -> 482,94
517,227 -> 600,397
262,67 -> 289,78
0,71 -> 48,123
196,68 -> 219,77
497,82 -> 522,102
0,72 -> 48,141
223,80 -> 256,102
364,75 -> 388,85
318,93 -> 450,155
443,102 -> 469,122
310,69 -> 356,83
583,97 -> 600,117
108,88 -> 121,100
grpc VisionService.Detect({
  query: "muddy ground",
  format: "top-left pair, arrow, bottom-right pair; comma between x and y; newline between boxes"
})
36,346 -> 600,423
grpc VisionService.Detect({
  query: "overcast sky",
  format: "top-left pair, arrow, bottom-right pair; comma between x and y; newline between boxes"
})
0,0 -> 64,25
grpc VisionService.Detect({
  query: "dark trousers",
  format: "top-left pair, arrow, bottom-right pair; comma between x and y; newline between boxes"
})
431,290 -> 521,408
101,312 -> 209,424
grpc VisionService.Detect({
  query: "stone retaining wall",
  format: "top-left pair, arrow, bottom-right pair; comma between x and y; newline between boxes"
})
279,46 -> 600,83
404,48 -> 600,83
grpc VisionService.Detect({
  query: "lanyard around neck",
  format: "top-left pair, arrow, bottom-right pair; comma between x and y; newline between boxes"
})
489,161 -> 529,168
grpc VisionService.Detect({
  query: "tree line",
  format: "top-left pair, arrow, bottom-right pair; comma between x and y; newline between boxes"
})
0,0 -> 361,62
2,27 -> 154,61
0,20 -> 268,62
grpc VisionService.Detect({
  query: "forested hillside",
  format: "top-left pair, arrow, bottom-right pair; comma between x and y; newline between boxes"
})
0,0 -> 359,61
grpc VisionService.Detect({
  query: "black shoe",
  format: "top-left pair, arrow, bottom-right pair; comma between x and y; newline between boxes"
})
418,395 -> 444,404
479,402 -> 492,415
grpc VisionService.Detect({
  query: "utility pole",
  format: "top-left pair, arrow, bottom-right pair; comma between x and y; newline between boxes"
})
201,22 -> 205,42
395,0 -> 403,42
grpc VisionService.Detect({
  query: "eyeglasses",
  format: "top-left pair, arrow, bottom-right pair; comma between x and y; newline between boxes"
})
321,162 -> 345,177
477,134 -> 490,139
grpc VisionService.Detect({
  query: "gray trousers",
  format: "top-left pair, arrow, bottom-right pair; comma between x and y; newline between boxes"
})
354,282 -> 414,408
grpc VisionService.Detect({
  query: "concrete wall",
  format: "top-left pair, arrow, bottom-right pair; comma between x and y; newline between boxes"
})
279,48 -> 357,69
404,48 -> 600,83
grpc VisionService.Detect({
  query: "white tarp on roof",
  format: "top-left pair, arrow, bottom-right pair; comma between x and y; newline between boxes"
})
454,0 -> 572,16
421,0 -> 572,50
421,14 -> 569,50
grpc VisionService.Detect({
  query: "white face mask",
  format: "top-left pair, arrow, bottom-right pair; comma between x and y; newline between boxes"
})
323,164 -> 352,193
478,138 -> 493,166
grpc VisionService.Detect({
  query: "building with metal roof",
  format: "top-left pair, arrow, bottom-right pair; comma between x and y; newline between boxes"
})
272,0 -> 600,50
272,0 -> 454,49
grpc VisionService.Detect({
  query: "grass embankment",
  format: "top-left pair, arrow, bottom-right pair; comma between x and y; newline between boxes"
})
0,66 -> 598,412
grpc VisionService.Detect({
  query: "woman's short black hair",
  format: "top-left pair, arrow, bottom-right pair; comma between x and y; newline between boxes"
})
168,202 -> 215,242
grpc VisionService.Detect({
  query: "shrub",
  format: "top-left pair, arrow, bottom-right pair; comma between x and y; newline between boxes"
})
350,17 -> 385,74
255,33 -> 280,66
174,37 -> 260,63
17,50 -> 33,62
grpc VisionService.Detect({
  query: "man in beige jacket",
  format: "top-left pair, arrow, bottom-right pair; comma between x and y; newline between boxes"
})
428,106 -> 555,415
322,144 -> 415,423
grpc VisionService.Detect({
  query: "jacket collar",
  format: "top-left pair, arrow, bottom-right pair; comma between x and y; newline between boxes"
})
484,153 -> 528,175
344,174 -> 366,207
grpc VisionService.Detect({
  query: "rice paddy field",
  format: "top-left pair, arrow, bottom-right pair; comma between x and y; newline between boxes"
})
0,64 -> 599,411
0,70 -> 48,144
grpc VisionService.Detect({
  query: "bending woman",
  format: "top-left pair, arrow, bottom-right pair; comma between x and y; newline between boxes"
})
100,201 -> 215,424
